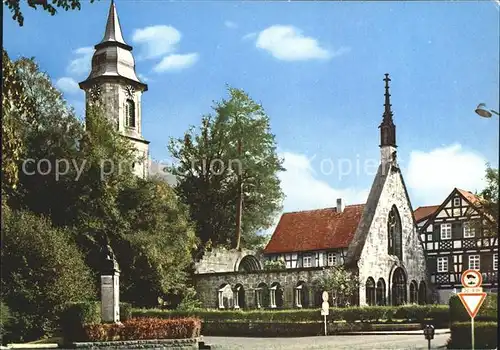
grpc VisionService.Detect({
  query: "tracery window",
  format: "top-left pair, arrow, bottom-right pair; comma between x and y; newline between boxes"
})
388,206 -> 403,260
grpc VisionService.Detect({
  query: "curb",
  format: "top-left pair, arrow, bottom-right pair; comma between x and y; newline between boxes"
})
334,329 -> 450,336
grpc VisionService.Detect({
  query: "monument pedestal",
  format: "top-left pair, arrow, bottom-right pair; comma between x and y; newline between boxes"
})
101,272 -> 120,323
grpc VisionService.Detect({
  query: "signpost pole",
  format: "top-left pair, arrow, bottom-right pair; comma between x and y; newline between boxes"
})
471,316 -> 475,350
427,338 -> 430,350
324,315 -> 327,336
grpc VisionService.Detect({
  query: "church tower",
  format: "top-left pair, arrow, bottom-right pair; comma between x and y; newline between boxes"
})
379,73 -> 397,167
79,0 -> 149,179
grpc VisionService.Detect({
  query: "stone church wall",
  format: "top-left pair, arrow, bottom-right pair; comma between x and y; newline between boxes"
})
194,267 -> 329,309
356,167 -> 428,306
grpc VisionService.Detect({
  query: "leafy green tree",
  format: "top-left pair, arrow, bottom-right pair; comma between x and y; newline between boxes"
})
314,266 -> 360,307
480,165 -> 498,234
5,0 -> 98,27
6,53 -> 198,308
1,206 -> 96,342
169,87 -> 284,252
0,300 -> 12,345
1,50 -> 33,200
116,178 -> 198,306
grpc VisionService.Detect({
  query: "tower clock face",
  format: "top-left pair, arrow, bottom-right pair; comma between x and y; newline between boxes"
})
89,84 -> 102,103
125,85 -> 135,98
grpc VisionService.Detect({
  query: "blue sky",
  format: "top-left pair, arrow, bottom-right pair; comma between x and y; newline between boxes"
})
4,0 -> 499,212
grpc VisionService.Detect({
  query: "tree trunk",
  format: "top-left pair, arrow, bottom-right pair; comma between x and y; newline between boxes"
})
234,137 -> 243,250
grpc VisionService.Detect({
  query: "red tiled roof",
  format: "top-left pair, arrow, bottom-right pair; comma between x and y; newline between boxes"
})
414,205 -> 439,223
264,204 -> 365,254
457,188 -> 481,205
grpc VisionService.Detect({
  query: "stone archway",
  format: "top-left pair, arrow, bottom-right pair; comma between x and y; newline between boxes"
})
376,278 -> 386,306
365,277 -> 376,306
234,283 -> 245,309
409,280 -> 418,304
217,283 -> 233,309
418,281 -> 427,305
237,255 -> 262,272
391,267 -> 407,306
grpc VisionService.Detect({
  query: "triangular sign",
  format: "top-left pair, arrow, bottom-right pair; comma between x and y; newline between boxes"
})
457,292 -> 487,319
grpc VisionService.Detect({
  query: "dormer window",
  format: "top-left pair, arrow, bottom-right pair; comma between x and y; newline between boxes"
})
126,99 -> 136,128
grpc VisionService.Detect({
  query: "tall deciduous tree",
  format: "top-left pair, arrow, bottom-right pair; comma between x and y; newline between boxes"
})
5,0 -> 98,27
479,165 -> 498,235
169,87 -> 285,252
1,50 -> 33,200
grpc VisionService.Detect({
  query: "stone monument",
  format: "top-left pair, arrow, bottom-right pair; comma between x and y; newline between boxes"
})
100,238 -> 120,323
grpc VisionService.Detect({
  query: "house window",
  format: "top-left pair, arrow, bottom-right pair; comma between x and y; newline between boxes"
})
327,253 -> 336,266
126,99 -> 136,128
453,198 -> 460,207
440,223 -> 452,240
494,254 -> 498,271
463,222 -> 475,238
469,255 -> 480,270
437,257 -> 448,273
303,256 -> 311,268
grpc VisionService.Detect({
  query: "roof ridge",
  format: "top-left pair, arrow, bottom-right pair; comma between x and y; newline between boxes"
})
283,203 -> 365,215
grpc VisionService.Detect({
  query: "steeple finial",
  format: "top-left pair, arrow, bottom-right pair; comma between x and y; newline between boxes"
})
100,0 -> 127,46
383,73 -> 392,119
379,73 -> 396,148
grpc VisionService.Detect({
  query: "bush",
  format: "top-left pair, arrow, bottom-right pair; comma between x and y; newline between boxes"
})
448,321 -> 498,349
0,301 -> 12,344
60,301 -> 134,342
59,301 -> 100,343
120,302 -> 133,322
133,304 -> 449,324
83,317 -> 201,342
449,293 -> 497,323
1,210 -> 96,342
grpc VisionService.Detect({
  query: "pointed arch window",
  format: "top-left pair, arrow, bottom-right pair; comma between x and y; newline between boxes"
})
365,277 -> 376,306
126,99 -> 136,128
388,205 -> 403,260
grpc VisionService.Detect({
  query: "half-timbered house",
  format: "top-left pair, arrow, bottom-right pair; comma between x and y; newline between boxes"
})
415,188 -> 498,304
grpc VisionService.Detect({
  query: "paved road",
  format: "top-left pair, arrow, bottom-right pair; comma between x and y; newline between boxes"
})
203,334 -> 449,350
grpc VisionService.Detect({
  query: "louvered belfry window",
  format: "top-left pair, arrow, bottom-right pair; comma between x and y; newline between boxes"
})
126,99 -> 135,128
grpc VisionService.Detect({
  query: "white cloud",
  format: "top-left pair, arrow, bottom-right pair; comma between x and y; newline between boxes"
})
132,25 -> 181,59
242,32 -> 257,41
224,20 -> 238,29
67,47 -> 94,76
279,152 -> 369,212
153,53 -> 199,73
255,25 -> 348,61
55,77 -> 80,95
405,144 -> 488,206
260,151 -> 369,236
138,73 -> 149,82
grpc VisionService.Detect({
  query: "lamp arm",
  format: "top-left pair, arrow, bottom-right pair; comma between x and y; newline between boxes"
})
491,110 -> 499,116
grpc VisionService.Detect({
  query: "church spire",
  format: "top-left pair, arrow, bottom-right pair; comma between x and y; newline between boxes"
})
97,0 -> 129,49
379,73 -> 396,148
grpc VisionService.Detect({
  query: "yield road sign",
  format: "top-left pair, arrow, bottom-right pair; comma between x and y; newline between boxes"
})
457,292 -> 487,319
461,270 -> 482,288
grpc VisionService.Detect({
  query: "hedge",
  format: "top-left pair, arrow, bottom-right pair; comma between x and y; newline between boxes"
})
447,321 -> 498,349
133,304 -> 449,324
84,317 -> 201,342
59,301 -> 133,342
449,293 -> 497,323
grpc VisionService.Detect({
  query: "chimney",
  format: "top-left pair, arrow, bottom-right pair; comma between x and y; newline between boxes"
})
336,198 -> 345,213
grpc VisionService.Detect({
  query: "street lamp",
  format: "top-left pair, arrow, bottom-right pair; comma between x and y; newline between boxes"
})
475,103 -> 499,118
